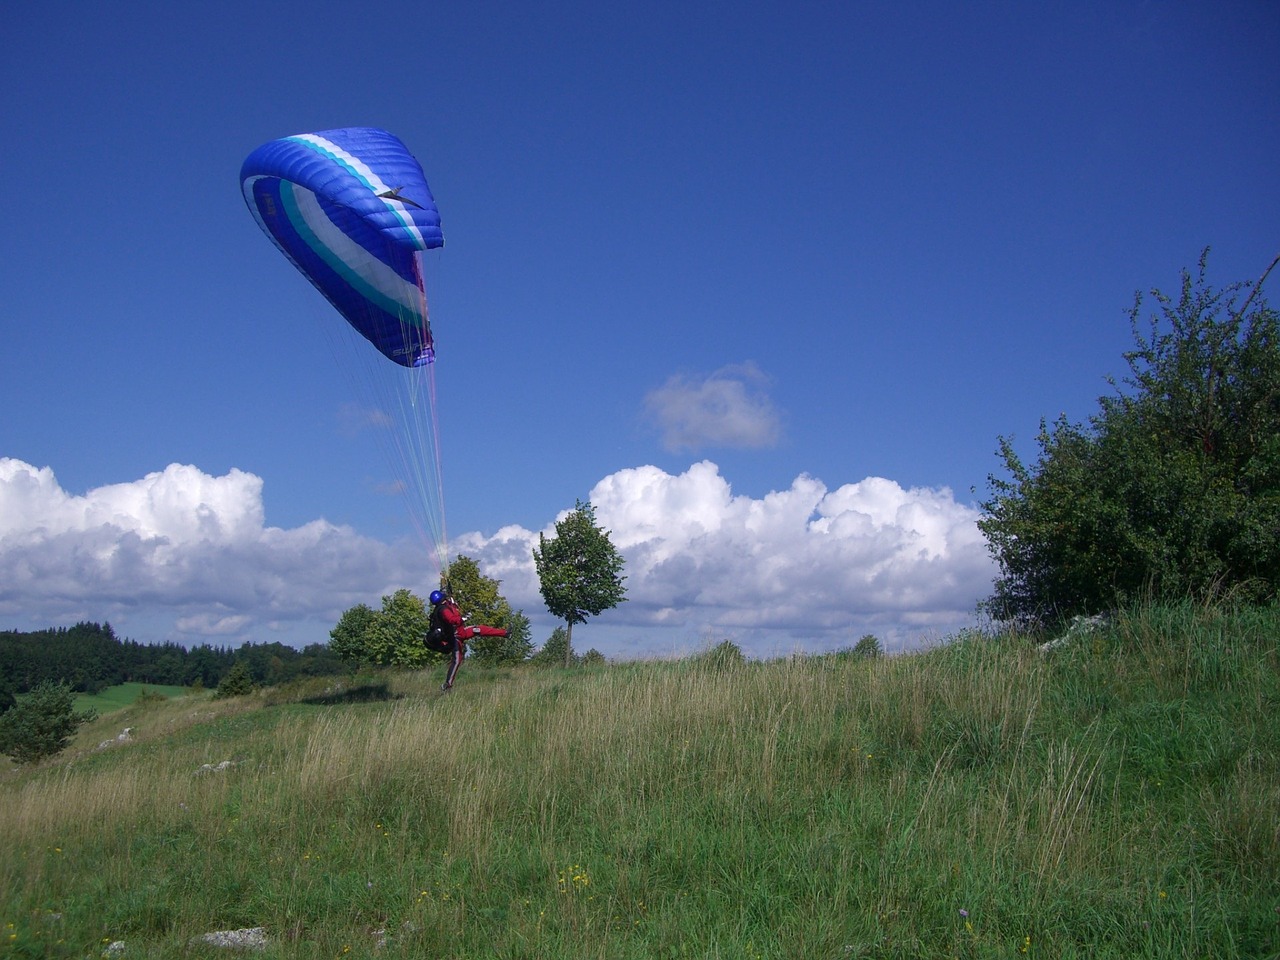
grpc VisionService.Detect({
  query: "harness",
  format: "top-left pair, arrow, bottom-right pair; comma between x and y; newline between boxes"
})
424,605 -> 457,653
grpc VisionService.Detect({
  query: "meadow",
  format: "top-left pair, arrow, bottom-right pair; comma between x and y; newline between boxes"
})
72,683 -> 193,717
2,604 -> 1277,959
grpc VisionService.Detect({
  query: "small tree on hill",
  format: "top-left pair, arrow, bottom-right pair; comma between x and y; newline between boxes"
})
216,661 -> 255,698
0,680 -> 97,764
853,634 -> 882,659
530,626 -> 576,667
698,639 -> 746,672
534,500 -> 627,667
980,252 -> 1280,626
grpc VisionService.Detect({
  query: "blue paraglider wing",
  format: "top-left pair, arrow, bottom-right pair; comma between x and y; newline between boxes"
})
241,128 -> 443,367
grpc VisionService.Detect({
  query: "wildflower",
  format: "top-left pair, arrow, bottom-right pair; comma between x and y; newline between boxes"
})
1020,935 -> 1031,953
557,864 -> 591,892
959,909 -> 968,918
1157,891 -> 1167,900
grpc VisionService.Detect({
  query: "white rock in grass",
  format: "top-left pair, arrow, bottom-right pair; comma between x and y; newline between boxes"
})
190,927 -> 269,950
97,728 -> 134,750
195,760 -> 237,775
1039,613 -> 1109,653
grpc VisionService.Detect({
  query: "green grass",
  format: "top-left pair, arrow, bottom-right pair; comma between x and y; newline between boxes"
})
73,682 -> 193,717
2,604 -> 1278,959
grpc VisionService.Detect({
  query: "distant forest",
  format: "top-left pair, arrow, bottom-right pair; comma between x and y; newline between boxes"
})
0,621 -> 347,695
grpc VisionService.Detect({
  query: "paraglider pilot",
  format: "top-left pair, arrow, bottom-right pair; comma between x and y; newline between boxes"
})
424,589 -> 509,691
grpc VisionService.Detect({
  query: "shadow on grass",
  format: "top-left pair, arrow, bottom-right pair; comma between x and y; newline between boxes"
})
299,681 -> 401,706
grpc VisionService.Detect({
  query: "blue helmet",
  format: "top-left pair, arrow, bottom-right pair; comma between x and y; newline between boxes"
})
429,590 -> 446,605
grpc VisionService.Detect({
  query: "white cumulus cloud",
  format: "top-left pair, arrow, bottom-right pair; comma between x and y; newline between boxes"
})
0,457 -> 420,644
644,362 -> 782,452
1,456 -> 995,657
457,461 -> 996,656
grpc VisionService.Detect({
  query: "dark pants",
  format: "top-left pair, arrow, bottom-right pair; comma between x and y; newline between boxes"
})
442,639 -> 465,689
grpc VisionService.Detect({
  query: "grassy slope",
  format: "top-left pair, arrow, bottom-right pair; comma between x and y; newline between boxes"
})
1,605 -> 1277,959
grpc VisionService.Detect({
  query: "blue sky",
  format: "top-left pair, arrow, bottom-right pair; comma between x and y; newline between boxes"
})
2,0 -> 1276,658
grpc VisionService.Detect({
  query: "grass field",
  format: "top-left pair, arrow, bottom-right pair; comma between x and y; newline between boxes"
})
73,682 -> 193,717
2,603 -> 1277,959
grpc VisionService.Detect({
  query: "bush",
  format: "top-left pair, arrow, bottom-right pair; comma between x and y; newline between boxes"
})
531,626 -> 576,667
216,661 -> 255,698
853,634 -> 882,659
980,254 -> 1280,626
0,680 -> 98,763
695,639 -> 746,672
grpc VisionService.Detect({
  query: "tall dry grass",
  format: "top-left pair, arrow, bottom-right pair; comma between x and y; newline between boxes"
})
2,605 -> 1277,958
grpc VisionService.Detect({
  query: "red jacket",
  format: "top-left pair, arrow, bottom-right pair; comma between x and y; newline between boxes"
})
438,600 -> 465,630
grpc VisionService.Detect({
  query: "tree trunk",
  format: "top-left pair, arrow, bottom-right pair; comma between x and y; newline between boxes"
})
564,620 -> 573,669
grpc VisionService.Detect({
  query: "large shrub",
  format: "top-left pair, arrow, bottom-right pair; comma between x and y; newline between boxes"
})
980,253 -> 1280,626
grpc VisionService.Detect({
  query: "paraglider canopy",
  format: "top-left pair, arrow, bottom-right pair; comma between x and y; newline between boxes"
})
240,126 -> 452,572
240,127 -> 443,367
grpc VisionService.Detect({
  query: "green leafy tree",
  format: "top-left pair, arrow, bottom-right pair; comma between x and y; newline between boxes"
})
326,590 -> 432,667
0,680 -> 97,764
443,555 -> 533,665
365,589 -> 433,667
980,253 -> 1280,626
533,499 -> 627,667
329,602 -> 377,663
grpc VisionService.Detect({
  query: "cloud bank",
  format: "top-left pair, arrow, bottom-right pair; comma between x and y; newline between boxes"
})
0,458 -> 415,644
0,456 -> 994,657
458,461 -> 994,656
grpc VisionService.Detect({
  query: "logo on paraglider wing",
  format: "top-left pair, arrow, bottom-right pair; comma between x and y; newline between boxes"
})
377,188 -> 425,210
